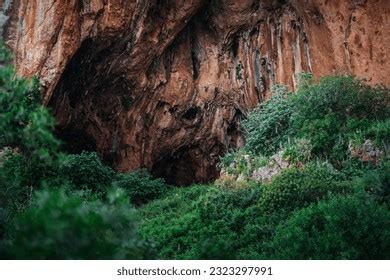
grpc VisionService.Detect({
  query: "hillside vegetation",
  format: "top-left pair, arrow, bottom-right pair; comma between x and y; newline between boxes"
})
1,42 -> 389,259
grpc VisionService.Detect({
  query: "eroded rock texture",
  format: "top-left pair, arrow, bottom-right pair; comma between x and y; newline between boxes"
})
1,0 -> 390,184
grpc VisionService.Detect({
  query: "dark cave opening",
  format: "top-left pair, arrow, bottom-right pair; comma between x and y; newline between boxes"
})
152,155 -> 196,186
55,125 -> 97,155
46,30 -> 225,187
151,148 -> 198,186
151,146 -> 220,186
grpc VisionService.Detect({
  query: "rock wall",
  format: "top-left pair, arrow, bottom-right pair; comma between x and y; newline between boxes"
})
1,0 -> 389,184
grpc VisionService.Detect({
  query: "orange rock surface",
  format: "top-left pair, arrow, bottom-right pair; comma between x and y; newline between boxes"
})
1,0 -> 389,184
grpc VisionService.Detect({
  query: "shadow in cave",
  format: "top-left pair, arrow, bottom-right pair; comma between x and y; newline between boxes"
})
151,146 -> 219,186
152,153 -> 197,186
47,36 -> 224,186
48,38 -> 124,166
55,126 -> 97,154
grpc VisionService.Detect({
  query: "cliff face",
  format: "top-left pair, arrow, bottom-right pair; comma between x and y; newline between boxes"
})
1,0 -> 389,184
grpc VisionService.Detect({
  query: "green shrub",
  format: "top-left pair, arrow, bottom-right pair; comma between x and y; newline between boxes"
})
21,108 -> 61,163
0,43 -> 47,241
199,185 -> 262,230
292,76 -> 389,160
240,75 -> 389,163
140,185 -> 267,259
192,237 -> 236,260
293,75 -> 388,122
196,185 -> 285,260
259,162 -> 350,213
139,185 -> 211,259
243,86 -> 294,156
0,154 -> 34,238
296,112 -> 344,158
283,138 -> 313,163
218,151 -> 237,169
0,45 -> 63,240
0,70 -> 51,150
0,41 -> 12,62
218,149 -> 268,178
367,120 -> 390,149
114,169 -> 170,206
4,188 -> 153,259
357,161 -> 390,206
59,152 -> 114,193
0,46 -> 61,188
269,195 -> 390,259
140,184 -> 285,260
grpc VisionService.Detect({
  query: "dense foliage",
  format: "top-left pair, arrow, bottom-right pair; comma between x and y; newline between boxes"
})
1,40 -> 389,260
5,188 -> 153,259
243,74 -> 389,163
243,84 -> 293,156
258,162 -> 350,213
269,195 -> 390,259
59,152 -> 115,193
114,169 -> 171,206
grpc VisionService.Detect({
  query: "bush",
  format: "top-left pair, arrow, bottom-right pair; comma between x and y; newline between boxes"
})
140,184 -> 285,260
4,188 -> 153,259
139,185 -> 211,259
240,75 -> 389,163
0,41 -> 12,62
243,85 -> 294,156
367,119 -> 390,149
357,161 -> 390,206
0,66 -> 59,153
291,76 -> 389,160
59,152 -> 114,193
140,185 -> 271,259
1,41 -> 62,190
0,154 -> 34,238
293,75 -> 388,122
283,138 -> 313,164
1,44 -> 63,240
196,185 -> 284,260
114,169 -> 170,206
199,185 -> 262,229
219,149 -> 268,178
259,162 -> 350,213
268,195 -> 390,259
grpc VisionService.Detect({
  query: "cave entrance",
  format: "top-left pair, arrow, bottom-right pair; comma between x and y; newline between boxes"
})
46,37 -> 226,186
152,151 -> 197,186
151,146 -> 219,186
55,125 -> 97,154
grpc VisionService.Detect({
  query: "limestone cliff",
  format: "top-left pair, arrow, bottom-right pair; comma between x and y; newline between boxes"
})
1,0 -> 389,184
